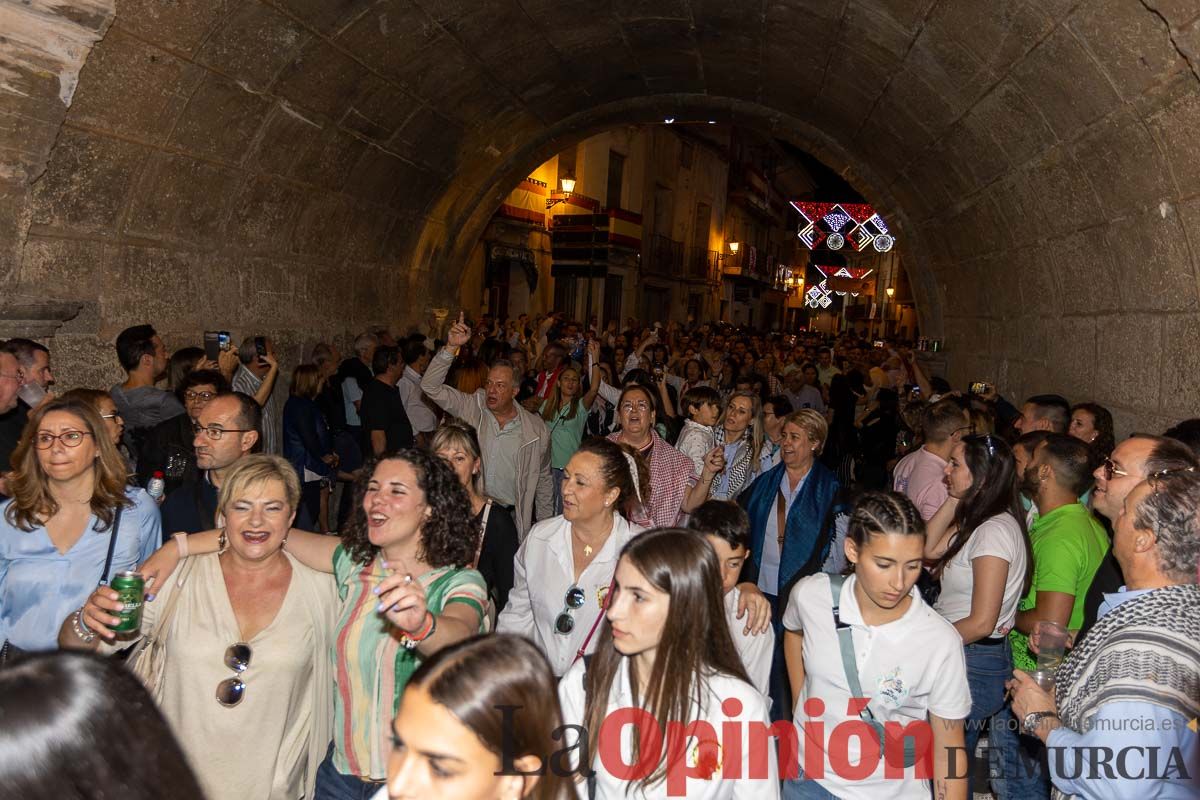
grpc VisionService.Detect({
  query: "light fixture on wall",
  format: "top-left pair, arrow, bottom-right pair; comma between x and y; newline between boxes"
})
886,286 -> 895,298
560,175 -> 576,193
728,242 -> 739,254
546,173 -> 577,209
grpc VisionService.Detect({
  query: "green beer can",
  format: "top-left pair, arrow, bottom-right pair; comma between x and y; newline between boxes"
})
110,571 -> 145,633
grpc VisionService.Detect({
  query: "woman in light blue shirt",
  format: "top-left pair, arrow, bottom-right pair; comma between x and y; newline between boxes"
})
0,397 -> 160,656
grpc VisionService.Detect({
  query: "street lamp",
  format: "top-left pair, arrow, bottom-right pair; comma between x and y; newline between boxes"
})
560,176 -> 576,193
886,287 -> 895,298
728,241 -> 739,254
546,174 -> 577,209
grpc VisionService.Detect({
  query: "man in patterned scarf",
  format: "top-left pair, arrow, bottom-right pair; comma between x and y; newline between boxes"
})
1010,469 -> 1200,799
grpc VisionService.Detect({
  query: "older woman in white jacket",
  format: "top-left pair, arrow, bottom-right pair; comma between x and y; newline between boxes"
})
497,438 -> 647,677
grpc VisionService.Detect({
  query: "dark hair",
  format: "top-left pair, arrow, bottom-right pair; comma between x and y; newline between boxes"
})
1014,430 -> 1050,456
1025,394 -> 1071,434
764,394 -> 794,417
2,338 -> 49,368
686,500 -> 751,551
0,651 -> 205,800
215,390 -> 263,438
1039,433 -> 1097,497
176,368 -> 229,402
407,635 -> 566,800
921,398 -> 968,443
166,346 -> 205,391
583,529 -> 749,789
574,438 -> 651,516
933,436 -> 1032,594
114,324 -> 158,372
1071,402 -> 1115,457
341,450 -> 477,567
680,385 -> 721,419
1162,418 -> 1200,460
289,363 -> 325,399
1142,435 -> 1200,475
401,339 -> 429,367
371,345 -> 402,376
845,491 -> 925,569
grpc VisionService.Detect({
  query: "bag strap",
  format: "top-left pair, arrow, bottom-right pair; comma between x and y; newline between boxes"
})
582,653 -> 597,800
473,501 -> 492,570
145,557 -> 196,644
828,574 -> 917,767
99,505 -> 125,586
572,575 -> 616,667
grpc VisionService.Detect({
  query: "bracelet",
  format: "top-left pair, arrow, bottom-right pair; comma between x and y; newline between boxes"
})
173,532 -> 189,559
400,611 -> 436,650
72,608 -> 96,644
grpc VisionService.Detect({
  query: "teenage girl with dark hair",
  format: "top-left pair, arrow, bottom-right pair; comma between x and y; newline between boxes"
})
558,528 -> 779,799
0,651 -> 206,800
781,491 -> 971,800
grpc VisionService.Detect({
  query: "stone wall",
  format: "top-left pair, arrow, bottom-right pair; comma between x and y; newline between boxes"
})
2,1 -> 1199,436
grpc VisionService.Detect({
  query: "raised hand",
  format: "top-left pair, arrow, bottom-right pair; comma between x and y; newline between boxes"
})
446,311 -> 472,348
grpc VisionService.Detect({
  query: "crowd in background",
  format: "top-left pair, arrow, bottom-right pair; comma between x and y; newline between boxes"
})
0,312 -> 1196,800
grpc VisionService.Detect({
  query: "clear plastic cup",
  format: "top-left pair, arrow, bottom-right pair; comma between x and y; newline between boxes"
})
1034,620 -> 1069,670
1022,668 -> 1056,692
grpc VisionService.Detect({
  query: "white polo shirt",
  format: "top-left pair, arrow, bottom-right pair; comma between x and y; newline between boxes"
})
782,573 -> 971,800
496,514 -> 644,676
558,656 -> 780,799
725,586 -> 774,697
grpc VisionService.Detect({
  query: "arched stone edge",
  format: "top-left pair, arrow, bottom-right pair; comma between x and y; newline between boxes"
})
412,94 -> 943,337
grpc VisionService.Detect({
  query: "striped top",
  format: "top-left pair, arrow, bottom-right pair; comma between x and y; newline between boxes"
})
330,546 -> 488,780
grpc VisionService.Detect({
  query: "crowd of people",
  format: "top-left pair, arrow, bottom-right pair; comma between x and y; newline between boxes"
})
0,313 -> 1196,800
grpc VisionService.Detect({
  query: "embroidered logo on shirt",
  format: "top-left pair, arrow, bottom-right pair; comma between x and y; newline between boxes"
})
876,667 -> 909,708
686,739 -> 722,779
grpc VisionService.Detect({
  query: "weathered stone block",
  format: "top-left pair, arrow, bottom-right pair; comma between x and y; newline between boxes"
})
1011,26 -> 1121,140
1069,0 -> 1187,101
225,176 -> 305,252
1160,313 -> 1200,416
124,151 -> 241,245
1071,111 -> 1172,218
114,0 -> 228,56
1095,312 -> 1163,409
1109,204 -> 1197,312
27,129 -> 145,234
168,73 -> 272,163
196,3 -> 310,92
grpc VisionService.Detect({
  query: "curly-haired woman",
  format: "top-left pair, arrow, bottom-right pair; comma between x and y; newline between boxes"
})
136,448 -> 488,798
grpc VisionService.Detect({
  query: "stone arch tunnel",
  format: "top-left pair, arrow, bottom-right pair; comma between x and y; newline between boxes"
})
3,0 -> 1200,433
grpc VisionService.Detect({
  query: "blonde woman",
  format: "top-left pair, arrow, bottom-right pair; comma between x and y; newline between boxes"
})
0,397 -> 159,658
706,390 -> 765,501
66,454 -> 337,800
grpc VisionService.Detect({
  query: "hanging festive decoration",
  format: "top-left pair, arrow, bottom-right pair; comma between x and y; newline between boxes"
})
805,263 -> 874,306
790,202 -> 894,253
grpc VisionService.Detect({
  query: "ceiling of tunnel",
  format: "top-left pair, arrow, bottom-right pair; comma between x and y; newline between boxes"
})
8,0 -> 1200,426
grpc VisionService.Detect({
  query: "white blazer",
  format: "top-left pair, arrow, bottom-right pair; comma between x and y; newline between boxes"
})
497,513 -> 645,676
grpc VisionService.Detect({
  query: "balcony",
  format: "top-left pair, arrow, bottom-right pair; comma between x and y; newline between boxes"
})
687,248 -> 720,282
645,234 -> 684,278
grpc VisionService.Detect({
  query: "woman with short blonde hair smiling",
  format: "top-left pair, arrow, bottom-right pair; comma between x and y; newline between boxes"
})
67,454 -> 337,800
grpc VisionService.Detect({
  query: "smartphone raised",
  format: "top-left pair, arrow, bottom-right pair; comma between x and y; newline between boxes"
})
204,330 -> 231,362
970,381 -> 991,395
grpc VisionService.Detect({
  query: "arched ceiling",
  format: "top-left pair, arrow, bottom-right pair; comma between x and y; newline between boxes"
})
4,0 -> 1200,430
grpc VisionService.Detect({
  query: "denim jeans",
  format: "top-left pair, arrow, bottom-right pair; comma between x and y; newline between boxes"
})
764,591 -> 792,723
963,639 -> 1012,794
989,698 -> 1050,800
782,771 -> 841,799
314,746 -> 385,800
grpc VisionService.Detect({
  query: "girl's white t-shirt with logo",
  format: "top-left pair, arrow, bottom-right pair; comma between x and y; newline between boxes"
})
934,512 -> 1028,637
782,573 -> 972,800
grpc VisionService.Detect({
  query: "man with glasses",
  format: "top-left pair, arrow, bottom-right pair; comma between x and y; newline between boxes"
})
893,398 -> 971,520
1079,434 -> 1198,638
137,369 -> 229,497
422,312 -> 553,539
160,391 -> 261,541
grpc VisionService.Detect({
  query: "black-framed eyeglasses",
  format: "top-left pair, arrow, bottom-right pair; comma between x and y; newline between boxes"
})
184,390 -> 217,402
216,642 -> 251,707
192,422 -> 253,441
34,430 -> 93,449
1147,466 -> 1197,493
1102,457 -> 1131,482
554,585 -> 587,636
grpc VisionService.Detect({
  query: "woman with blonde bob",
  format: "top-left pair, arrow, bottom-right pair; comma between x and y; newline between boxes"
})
432,421 -> 519,611
0,397 -> 160,658
66,454 -> 337,800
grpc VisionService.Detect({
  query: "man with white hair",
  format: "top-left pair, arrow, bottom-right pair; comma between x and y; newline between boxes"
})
1010,469 -> 1200,800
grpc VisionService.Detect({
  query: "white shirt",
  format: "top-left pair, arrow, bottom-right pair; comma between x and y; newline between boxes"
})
757,469 -> 807,595
782,573 -> 971,800
934,512 -> 1028,637
397,366 -> 437,434
497,514 -> 645,676
725,586 -> 774,697
342,376 -> 363,427
557,657 -> 779,799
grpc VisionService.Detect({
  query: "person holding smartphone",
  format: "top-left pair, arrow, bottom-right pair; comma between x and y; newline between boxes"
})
231,336 -> 281,455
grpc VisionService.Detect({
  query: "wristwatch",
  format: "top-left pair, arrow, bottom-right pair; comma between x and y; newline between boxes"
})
1022,710 -> 1059,734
